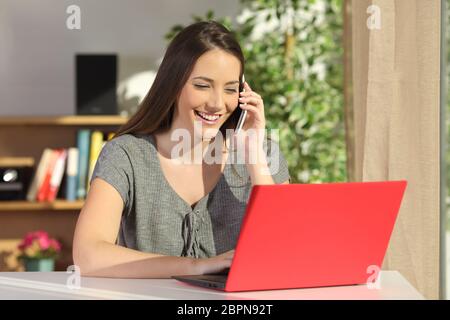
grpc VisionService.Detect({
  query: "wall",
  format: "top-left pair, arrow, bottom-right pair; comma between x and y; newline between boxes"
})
0,0 -> 240,116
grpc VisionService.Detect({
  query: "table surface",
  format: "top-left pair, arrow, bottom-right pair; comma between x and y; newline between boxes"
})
0,271 -> 424,300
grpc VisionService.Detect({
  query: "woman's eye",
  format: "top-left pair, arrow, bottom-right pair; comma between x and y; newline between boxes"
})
194,84 -> 237,93
194,84 -> 209,88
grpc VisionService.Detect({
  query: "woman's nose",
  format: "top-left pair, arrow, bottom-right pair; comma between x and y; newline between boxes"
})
209,91 -> 226,111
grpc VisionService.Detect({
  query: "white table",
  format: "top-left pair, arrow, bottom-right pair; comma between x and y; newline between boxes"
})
0,271 -> 424,300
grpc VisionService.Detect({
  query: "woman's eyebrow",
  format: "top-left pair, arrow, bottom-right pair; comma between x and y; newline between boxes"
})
192,76 -> 239,85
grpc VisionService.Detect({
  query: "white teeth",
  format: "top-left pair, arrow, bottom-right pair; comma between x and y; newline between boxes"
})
197,111 -> 220,121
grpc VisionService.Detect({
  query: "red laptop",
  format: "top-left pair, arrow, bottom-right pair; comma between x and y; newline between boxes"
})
173,180 -> 407,292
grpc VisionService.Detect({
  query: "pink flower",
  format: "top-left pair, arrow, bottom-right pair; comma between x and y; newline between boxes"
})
34,231 -> 49,239
38,236 -> 51,250
23,233 -> 35,247
17,230 -> 61,257
49,239 -> 61,252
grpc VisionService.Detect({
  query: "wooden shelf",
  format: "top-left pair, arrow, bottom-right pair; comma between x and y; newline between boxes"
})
0,115 -> 126,271
0,157 -> 34,167
0,200 -> 84,211
0,115 -> 129,126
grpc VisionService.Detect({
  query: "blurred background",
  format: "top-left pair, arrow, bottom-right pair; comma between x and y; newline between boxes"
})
0,0 -> 447,300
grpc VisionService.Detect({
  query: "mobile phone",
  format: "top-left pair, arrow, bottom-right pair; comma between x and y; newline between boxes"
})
235,74 -> 247,133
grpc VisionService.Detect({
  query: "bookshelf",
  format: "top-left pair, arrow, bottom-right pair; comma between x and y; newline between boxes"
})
0,115 -> 128,271
0,115 -> 128,126
0,200 -> 85,211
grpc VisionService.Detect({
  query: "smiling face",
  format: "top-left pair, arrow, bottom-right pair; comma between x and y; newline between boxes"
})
173,49 -> 241,141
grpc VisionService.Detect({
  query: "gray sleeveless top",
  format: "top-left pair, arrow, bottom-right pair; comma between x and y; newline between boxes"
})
90,133 -> 290,258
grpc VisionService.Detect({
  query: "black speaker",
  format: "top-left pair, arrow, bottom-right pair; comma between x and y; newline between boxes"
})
76,54 -> 117,115
0,163 -> 33,201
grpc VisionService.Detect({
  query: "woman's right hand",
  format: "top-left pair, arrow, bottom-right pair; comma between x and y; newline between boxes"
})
194,250 -> 235,275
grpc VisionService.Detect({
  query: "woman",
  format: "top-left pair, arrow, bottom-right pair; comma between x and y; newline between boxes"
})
73,21 -> 290,278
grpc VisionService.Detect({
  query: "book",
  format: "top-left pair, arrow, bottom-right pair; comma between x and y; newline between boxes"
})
77,129 -> 91,199
37,149 -> 62,202
47,149 -> 68,202
26,149 -> 53,202
87,131 -> 105,193
65,148 -> 79,201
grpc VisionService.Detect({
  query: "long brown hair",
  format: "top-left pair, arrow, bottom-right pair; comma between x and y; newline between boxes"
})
114,21 -> 245,139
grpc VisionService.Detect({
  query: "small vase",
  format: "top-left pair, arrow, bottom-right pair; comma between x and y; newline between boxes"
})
22,258 -> 55,272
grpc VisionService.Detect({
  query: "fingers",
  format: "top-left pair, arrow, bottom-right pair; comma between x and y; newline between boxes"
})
239,96 -> 261,107
240,84 -> 262,101
220,249 -> 235,261
239,93 -> 264,115
238,103 -> 259,114
238,82 -> 265,126
240,90 -> 261,100
199,250 -> 235,275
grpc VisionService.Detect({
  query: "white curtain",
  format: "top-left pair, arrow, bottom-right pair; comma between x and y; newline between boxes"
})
348,0 -> 442,299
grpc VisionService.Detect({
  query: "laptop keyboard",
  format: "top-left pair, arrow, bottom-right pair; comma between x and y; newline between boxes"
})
214,267 -> 230,275
197,274 -> 228,283
195,268 -> 230,283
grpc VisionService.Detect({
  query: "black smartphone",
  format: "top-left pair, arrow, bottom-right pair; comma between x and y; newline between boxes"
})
235,74 -> 247,133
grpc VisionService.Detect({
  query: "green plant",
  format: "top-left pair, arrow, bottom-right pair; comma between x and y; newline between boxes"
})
165,0 -> 346,183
